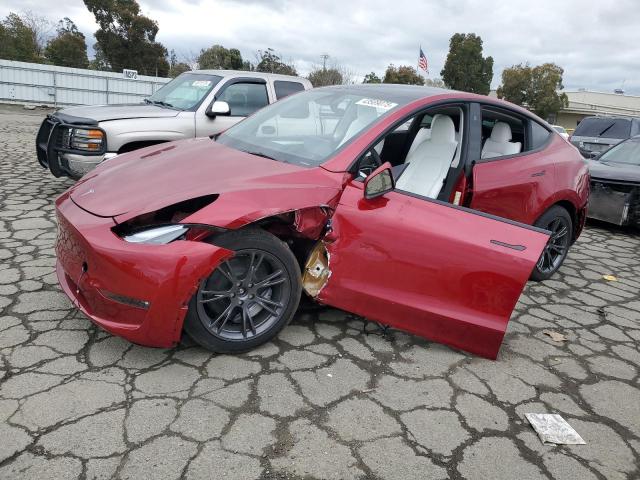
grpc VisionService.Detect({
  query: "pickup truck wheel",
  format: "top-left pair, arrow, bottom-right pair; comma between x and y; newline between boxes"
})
184,229 -> 301,353
531,206 -> 572,281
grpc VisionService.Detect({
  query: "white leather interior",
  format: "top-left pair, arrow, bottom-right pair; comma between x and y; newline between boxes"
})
451,117 -> 463,167
339,105 -> 379,147
396,114 -> 458,199
407,127 -> 431,156
481,122 -> 522,159
407,121 -> 461,159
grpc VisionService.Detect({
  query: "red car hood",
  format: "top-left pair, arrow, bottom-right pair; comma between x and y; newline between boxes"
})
70,138 -> 344,225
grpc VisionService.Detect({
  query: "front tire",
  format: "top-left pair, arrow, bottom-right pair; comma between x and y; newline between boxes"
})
184,229 -> 302,353
530,206 -> 572,281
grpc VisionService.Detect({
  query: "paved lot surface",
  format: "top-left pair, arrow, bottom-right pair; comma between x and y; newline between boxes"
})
0,105 -> 639,480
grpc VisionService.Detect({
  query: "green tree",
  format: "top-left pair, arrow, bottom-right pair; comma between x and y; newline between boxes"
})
197,44 -> 247,70
363,72 -> 381,84
497,63 -> 568,119
308,67 -> 343,87
496,63 -> 531,106
255,48 -> 297,75
0,13 -> 40,62
83,0 -> 169,76
441,33 -> 493,94
383,64 -> 425,85
44,18 -> 89,68
528,63 -> 569,119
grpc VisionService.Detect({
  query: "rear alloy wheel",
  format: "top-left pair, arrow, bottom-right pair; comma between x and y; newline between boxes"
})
184,229 -> 301,353
531,206 -> 572,281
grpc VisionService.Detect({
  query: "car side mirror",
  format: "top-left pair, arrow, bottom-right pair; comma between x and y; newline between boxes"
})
364,162 -> 394,200
206,100 -> 230,118
587,151 -> 601,159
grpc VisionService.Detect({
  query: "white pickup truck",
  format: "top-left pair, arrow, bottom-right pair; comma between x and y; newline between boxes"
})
36,70 -> 312,179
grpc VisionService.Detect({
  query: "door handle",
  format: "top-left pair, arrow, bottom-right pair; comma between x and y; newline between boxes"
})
531,170 -> 546,177
490,240 -> 526,251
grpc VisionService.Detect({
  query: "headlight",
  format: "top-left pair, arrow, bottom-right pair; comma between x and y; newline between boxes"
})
123,225 -> 188,244
71,128 -> 104,152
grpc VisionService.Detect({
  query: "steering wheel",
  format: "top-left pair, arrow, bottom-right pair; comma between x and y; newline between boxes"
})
358,148 -> 383,178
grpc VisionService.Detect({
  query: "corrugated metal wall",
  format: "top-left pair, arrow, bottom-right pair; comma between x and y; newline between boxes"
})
0,59 -> 170,106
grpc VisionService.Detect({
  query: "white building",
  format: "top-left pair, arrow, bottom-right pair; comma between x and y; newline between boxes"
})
554,90 -> 640,131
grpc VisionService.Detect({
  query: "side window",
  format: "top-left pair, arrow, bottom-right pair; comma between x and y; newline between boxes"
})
530,121 -> 551,149
217,82 -> 269,116
274,81 -> 305,100
480,107 -> 525,160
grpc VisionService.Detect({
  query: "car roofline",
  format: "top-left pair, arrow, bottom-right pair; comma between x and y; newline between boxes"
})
187,69 -> 310,83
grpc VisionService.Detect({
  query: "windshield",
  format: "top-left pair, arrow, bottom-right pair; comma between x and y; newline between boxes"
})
217,89 -> 401,167
574,117 -> 631,139
599,138 -> 640,165
147,73 -> 221,111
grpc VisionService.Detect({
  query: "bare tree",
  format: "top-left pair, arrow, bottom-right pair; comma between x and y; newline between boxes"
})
254,48 -> 297,75
424,77 -> 446,88
20,10 -> 54,56
307,58 -> 356,87
174,49 -> 200,70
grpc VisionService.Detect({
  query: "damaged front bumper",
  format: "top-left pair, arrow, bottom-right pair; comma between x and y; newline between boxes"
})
55,192 -> 233,347
588,178 -> 640,227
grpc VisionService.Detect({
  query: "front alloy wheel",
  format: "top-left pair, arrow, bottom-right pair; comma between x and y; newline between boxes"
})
184,229 -> 301,352
531,206 -> 572,281
196,251 -> 290,340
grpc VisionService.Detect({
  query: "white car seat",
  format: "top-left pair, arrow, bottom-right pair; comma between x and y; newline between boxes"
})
396,114 -> 458,198
481,122 -> 521,159
407,120 -> 461,158
338,105 -> 380,147
407,127 -> 432,156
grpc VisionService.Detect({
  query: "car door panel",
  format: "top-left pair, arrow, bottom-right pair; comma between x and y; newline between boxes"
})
470,151 -> 556,225
318,181 -> 549,359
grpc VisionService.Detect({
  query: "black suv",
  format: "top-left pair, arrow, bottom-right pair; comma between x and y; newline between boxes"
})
570,116 -> 640,157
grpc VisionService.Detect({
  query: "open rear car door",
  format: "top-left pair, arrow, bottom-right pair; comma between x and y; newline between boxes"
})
310,179 -> 549,359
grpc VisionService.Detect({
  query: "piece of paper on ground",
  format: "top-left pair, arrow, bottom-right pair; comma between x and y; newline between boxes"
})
525,413 -> 586,445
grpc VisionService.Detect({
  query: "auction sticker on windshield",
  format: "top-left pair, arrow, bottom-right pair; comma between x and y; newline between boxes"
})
192,80 -> 212,88
355,98 -> 398,110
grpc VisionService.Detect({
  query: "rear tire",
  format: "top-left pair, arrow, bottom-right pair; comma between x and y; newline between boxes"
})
530,206 -> 572,281
184,229 -> 302,353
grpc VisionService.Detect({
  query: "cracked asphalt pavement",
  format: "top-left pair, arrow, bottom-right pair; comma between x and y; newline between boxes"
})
1,105 -> 639,480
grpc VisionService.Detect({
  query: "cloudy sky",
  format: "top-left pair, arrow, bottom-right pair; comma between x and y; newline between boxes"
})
3,0 -> 639,94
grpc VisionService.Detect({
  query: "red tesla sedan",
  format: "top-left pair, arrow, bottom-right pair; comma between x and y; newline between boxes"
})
55,85 -> 589,359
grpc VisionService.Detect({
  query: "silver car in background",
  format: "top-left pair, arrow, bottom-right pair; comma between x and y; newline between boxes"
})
36,70 -> 312,179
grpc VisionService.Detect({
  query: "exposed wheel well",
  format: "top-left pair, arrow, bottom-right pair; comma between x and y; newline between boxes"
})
118,140 -> 167,154
230,210 -> 330,272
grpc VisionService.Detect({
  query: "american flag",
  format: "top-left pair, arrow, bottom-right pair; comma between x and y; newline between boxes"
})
418,47 -> 428,73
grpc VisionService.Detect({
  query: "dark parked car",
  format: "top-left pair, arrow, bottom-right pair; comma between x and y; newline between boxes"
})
588,135 -> 640,227
570,116 -> 640,157
54,85 -> 588,359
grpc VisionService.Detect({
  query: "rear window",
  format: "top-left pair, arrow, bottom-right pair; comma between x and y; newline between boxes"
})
274,81 -> 305,100
574,118 -> 631,139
